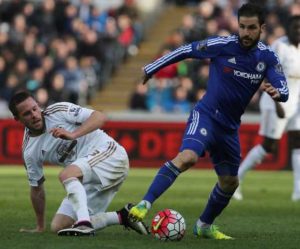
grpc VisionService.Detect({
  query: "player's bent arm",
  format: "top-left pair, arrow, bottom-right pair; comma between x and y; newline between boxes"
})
71,110 -> 106,139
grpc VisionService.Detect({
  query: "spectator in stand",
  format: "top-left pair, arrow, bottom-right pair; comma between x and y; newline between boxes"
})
0,0 -> 145,113
35,0 -> 57,43
165,85 -> 191,113
146,78 -> 173,113
154,46 -> 178,79
129,83 -> 148,111
9,14 -> 27,46
0,56 -> 7,88
26,67 -> 45,94
60,56 -> 86,104
35,87 -> 49,109
48,73 -> 70,104
41,56 -> 55,89
79,57 -> 97,103
117,14 -> 135,56
86,6 -> 108,33
13,58 -> 30,87
180,13 -> 203,43
0,73 -> 21,102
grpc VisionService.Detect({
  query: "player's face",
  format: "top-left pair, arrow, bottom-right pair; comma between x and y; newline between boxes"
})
238,16 -> 264,49
15,97 -> 44,135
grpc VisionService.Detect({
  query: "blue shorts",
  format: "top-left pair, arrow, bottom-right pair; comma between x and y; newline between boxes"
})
180,110 -> 241,176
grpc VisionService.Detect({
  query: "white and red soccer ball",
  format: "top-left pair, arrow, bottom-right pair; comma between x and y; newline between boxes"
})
151,209 -> 186,241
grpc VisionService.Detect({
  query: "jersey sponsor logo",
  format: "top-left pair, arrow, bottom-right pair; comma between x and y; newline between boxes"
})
56,140 -> 76,163
255,62 -> 266,72
233,70 -> 263,82
228,57 -> 236,64
196,40 -> 208,51
223,66 -> 233,73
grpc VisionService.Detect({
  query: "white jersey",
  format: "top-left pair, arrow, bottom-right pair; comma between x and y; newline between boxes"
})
260,36 -> 300,116
22,102 -> 116,186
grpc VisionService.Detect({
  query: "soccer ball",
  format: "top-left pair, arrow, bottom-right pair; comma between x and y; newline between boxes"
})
151,209 -> 186,241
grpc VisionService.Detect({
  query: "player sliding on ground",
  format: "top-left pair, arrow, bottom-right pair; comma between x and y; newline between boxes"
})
129,3 -> 289,239
9,91 -> 148,236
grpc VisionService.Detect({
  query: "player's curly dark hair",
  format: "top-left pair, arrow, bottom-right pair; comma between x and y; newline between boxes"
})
238,3 -> 265,26
9,90 -> 34,118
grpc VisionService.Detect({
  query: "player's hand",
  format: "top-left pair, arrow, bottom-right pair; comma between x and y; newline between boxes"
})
262,82 -> 280,100
20,226 -> 45,233
141,69 -> 151,85
50,127 -> 76,140
274,101 -> 285,119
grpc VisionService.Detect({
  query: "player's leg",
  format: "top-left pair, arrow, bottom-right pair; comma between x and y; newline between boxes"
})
194,175 -> 238,240
288,131 -> 300,201
194,128 -> 239,239
51,198 -> 76,232
129,109 -> 207,221
57,164 -> 95,235
234,109 -> 286,200
129,149 -> 198,221
82,143 -> 148,234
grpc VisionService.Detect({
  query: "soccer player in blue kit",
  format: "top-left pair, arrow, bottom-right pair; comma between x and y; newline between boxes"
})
129,3 -> 289,239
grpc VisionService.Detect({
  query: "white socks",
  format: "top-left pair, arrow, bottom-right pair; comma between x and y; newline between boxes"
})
90,212 -> 120,230
140,200 -> 152,210
196,219 -> 210,228
238,144 -> 267,181
63,177 -> 90,223
292,149 -> 300,197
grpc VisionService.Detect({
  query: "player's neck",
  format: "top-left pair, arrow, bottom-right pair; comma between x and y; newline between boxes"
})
29,128 -> 45,137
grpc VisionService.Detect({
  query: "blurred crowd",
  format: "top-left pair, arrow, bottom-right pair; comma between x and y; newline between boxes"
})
0,0 -> 143,115
129,0 -> 300,114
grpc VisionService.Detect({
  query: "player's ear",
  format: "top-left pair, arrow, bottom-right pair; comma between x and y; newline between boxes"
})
13,114 -> 19,121
260,23 -> 266,34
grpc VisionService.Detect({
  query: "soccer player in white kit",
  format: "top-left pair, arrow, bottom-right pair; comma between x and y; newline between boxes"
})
9,91 -> 148,236
234,16 -> 300,201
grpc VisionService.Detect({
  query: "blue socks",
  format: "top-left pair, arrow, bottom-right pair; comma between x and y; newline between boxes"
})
200,183 -> 234,224
143,161 -> 181,204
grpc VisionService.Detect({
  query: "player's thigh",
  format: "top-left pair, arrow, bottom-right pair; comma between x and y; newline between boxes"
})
287,112 -> 300,147
72,142 -> 129,187
211,130 -> 240,177
180,109 -> 213,157
83,144 -> 129,215
259,109 -> 287,139
85,180 -> 124,215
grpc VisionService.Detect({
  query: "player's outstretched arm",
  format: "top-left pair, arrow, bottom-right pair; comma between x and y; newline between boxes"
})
20,184 -> 46,233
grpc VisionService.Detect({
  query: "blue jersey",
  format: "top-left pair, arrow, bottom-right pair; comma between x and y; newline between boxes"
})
144,35 -> 289,130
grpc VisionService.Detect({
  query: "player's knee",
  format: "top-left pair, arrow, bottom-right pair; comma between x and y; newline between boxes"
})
289,132 -> 300,148
173,150 -> 198,171
50,220 -> 62,233
262,141 -> 278,154
219,176 -> 239,192
58,165 -> 83,183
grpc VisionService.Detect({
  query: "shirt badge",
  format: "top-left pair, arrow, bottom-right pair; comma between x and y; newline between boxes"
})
256,62 -> 266,72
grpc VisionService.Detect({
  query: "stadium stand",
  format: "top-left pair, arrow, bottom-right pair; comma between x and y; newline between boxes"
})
0,0 -> 299,116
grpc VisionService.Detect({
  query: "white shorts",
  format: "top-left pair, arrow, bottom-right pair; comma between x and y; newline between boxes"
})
259,109 -> 300,139
56,141 -> 129,219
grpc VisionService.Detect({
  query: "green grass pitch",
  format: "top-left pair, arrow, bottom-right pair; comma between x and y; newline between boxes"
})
1,166 -> 300,249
